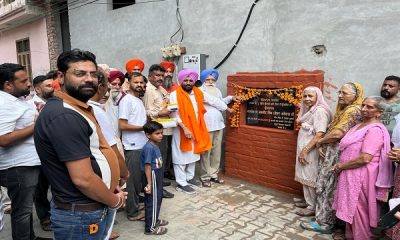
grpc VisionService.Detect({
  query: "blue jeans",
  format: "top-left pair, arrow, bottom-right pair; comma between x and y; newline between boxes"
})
103,208 -> 117,239
50,201 -> 111,240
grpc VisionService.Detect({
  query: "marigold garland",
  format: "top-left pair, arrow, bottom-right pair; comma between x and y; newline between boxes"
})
229,84 -> 303,128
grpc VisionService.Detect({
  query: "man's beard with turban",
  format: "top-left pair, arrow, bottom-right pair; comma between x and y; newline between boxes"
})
164,76 -> 173,89
204,82 -> 218,97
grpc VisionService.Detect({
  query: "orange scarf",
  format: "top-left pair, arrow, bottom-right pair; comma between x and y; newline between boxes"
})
176,86 -> 211,154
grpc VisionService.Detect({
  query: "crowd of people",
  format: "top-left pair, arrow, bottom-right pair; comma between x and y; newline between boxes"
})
0,49 -> 235,239
1,47 -> 400,240
295,77 -> 400,239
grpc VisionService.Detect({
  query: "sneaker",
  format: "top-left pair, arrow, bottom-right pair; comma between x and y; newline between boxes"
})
176,185 -> 196,194
187,178 -> 202,188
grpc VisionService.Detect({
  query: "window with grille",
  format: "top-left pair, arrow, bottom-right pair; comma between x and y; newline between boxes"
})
113,0 -> 135,10
16,38 -> 32,81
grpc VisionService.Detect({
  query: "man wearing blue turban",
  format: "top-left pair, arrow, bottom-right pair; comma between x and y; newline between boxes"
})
199,68 -> 237,187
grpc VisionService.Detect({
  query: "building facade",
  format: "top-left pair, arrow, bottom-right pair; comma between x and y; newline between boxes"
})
0,0 -> 69,79
67,0 -> 400,106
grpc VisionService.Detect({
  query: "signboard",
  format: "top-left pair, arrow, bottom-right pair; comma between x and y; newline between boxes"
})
246,89 -> 296,130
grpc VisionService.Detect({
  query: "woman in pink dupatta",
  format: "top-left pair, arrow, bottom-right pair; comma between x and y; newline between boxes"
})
332,96 -> 393,240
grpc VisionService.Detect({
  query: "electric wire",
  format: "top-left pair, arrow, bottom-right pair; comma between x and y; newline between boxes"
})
214,0 -> 260,69
169,0 -> 184,44
91,0 -> 166,4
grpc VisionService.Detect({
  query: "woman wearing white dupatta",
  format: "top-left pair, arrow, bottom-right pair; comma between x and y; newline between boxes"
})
294,86 -> 332,216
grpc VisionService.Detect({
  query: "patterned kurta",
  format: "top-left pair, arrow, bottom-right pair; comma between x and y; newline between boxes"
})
315,105 -> 362,226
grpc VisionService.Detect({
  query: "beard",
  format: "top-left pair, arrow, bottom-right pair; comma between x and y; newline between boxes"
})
182,84 -> 193,92
65,81 -> 98,102
42,90 -> 54,100
133,87 -> 145,98
163,76 -> 173,88
204,85 -> 218,97
12,87 -> 30,98
380,90 -> 394,99
110,89 -> 120,101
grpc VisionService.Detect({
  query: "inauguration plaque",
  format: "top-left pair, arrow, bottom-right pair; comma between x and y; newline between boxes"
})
246,89 -> 296,130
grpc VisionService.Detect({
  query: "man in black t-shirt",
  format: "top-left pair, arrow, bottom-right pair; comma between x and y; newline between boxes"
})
34,49 -> 127,239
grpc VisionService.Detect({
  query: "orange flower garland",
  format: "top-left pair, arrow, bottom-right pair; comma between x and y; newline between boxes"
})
229,84 -> 303,128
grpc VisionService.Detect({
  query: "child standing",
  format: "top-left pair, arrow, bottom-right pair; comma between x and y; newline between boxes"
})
141,121 -> 169,235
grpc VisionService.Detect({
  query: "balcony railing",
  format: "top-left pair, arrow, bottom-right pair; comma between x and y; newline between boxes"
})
0,0 -> 45,31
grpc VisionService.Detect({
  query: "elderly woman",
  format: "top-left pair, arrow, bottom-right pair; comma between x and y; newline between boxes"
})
301,82 -> 363,234
331,96 -> 393,240
294,86 -> 332,216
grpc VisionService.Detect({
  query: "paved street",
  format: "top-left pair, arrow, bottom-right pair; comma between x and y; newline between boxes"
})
1,176 -> 331,240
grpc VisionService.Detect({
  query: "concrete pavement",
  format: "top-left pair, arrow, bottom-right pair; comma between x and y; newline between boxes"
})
1,176 -> 331,240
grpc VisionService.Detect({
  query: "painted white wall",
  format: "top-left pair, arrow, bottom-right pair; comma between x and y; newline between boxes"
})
0,18 -> 50,77
68,0 -> 400,107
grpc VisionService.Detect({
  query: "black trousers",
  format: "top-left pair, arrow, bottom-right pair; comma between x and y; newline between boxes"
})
142,168 -> 163,232
125,150 -> 143,218
0,166 -> 40,240
159,135 -> 174,176
34,167 -> 51,223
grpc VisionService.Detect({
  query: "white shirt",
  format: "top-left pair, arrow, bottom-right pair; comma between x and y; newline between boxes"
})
169,89 -> 227,164
118,94 -> 147,150
0,91 -> 40,170
88,100 -> 117,147
201,86 -> 233,132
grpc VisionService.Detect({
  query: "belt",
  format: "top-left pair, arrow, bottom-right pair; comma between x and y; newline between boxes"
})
54,201 -> 105,212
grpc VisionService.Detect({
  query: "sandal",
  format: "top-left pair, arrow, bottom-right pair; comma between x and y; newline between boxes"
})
110,231 -> 120,240
156,219 -> 169,227
210,178 -> 225,184
300,220 -> 333,234
294,202 -> 308,208
295,208 -> 315,217
144,226 -> 168,235
202,180 -> 211,188
127,211 -> 145,221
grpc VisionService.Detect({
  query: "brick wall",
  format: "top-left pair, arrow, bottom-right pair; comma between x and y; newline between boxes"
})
225,70 -> 324,195
46,1 -> 60,70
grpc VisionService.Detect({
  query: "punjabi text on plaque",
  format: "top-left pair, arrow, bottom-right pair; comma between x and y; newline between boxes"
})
246,89 -> 296,130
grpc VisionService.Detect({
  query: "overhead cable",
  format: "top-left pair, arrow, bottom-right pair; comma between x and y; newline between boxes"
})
214,0 -> 260,69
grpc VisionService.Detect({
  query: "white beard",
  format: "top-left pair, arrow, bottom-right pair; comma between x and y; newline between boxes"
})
204,85 -> 218,97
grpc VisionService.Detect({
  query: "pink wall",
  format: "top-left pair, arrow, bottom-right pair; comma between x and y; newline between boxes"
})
0,18 -> 50,76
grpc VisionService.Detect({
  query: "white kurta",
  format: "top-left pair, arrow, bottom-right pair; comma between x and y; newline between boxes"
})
169,89 -> 227,165
200,86 -> 233,132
